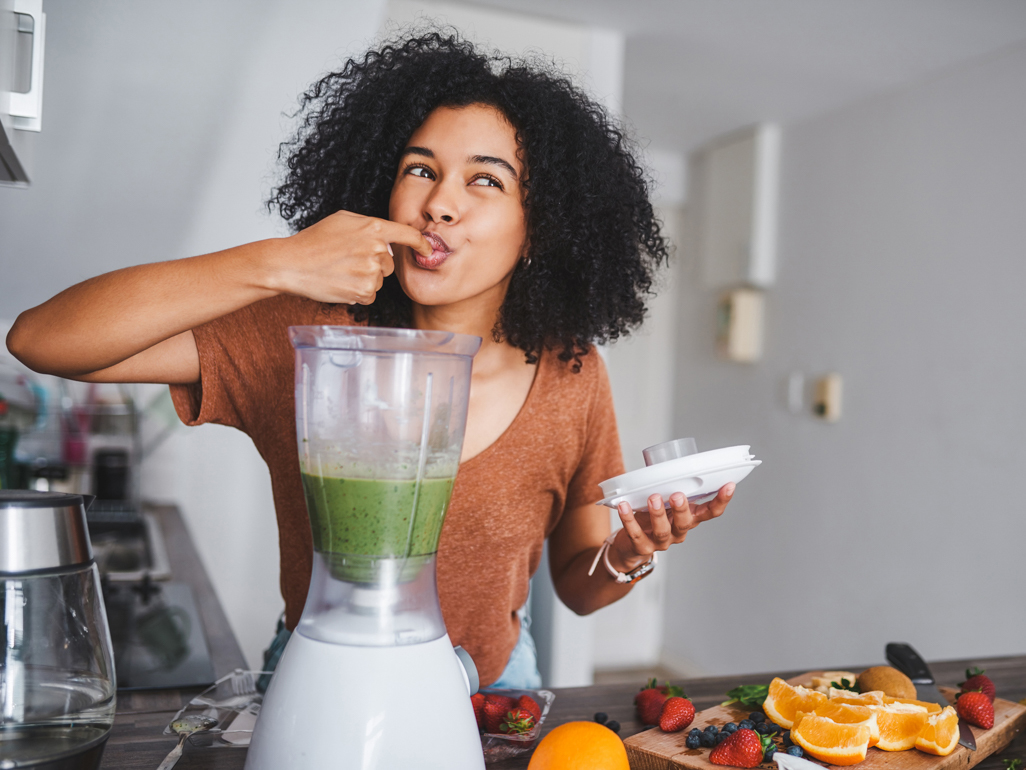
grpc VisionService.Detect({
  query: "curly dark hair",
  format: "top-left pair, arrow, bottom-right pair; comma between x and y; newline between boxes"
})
271,30 -> 669,368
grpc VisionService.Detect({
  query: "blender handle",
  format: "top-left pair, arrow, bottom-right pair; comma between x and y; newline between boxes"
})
454,645 -> 479,695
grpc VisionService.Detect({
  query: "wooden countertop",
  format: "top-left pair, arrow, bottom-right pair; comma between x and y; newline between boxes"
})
99,510 -> 1026,769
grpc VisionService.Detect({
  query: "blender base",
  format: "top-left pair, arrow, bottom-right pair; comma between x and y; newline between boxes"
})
244,631 -> 485,769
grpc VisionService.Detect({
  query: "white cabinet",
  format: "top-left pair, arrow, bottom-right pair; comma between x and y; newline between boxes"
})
1,0 -> 45,184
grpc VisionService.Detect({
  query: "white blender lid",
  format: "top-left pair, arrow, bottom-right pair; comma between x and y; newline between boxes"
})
597,443 -> 760,511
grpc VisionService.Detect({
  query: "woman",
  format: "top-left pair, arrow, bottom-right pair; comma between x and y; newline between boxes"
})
7,31 -> 734,688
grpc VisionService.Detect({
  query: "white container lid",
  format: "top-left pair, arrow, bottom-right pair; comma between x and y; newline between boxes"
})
597,442 -> 760,511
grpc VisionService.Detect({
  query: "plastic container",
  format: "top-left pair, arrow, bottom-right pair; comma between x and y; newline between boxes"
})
478,688 -> 556,763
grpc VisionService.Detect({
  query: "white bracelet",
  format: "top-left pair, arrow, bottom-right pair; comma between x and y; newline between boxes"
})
587,531 -> 657,584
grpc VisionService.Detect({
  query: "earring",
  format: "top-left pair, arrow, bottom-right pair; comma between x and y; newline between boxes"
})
521,254 -> 532,268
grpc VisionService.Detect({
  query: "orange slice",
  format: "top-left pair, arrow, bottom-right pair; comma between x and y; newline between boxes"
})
870,703 -> 930,751
813,700 -> 880,747
791,711 -> 872,766
763,678 -> 828,729
830,689 -> 885,705
883,696 -> 942,714
915,706 -> 959,757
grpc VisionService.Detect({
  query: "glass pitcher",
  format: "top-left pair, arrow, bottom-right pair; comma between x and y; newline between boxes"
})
0,491 -> 116,769
290,327 -> 481,648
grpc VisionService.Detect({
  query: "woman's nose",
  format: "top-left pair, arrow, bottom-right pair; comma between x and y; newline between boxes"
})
423,182 -> 460,224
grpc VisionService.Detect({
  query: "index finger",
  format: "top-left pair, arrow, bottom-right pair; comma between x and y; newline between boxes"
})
380,220 -> 432,256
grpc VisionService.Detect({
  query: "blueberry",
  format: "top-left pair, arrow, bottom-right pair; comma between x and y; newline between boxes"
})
723,722 -> 738,733
764,746 -> 777,761
606,720 -> 621,734
594,712 -> 608,725
705,725 -> 719,734
716,732 -> 730,744
700,733 -> 717,748
787,746 -> 804,757
686,733 -> 702,749
738,719 -> 755,730
765,722 -> 781,734
756,722 -> 773,734
781,731 -> 792,746
750,711 -> 766,723
689,728 -> 703,737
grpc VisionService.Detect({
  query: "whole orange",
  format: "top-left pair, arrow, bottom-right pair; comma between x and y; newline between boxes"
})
527,721 -> 629,770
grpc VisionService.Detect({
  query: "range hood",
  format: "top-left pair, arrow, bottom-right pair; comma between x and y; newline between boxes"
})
1,0 -> 45,185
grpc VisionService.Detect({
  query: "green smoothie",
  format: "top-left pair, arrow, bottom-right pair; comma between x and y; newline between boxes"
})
301,473 -> 455,559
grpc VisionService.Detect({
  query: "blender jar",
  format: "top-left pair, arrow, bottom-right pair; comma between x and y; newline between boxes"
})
290,326 -> 481,647
0,491 -> 116,769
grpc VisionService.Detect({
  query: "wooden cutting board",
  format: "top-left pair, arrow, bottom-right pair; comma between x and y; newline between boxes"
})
624,672 -> 1026,770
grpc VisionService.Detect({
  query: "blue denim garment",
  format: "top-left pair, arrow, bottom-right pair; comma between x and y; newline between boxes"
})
488,613 -> 542,690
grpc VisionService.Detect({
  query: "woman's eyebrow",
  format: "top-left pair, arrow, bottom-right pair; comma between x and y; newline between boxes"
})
470,154 -> 518,180
402,146 -> 434,159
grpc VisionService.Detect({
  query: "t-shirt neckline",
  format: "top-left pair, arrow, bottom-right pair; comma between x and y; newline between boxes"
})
458,350 -> 548,471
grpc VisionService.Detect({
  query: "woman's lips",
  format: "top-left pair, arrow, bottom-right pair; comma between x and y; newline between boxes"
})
416,231 -> 452,269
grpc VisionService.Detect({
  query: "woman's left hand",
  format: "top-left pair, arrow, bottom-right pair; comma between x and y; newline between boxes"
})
609,484 -> 735,571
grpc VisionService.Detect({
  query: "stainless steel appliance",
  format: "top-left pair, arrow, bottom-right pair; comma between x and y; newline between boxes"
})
0,490 -> 116,769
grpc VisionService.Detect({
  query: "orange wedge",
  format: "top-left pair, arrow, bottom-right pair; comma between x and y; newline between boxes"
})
813,700 -> 880,747
870,703 -> 930,751
884,696 -> 942,714
763,677 -> 828,729
915,706 -> 959,756
791,711 -> 872,766
830,689 -> 885,705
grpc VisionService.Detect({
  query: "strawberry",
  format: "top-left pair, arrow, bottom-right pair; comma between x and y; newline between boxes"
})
710,728 -> 774,768
635,678 -> 685,726
516,694 -> 542,722
483,694 -> 517,734
499,707 -> 536,735
956,691 -> 994,729
471,693 -> 486,730
659,696 -> 696,732
959,667 -> 996,702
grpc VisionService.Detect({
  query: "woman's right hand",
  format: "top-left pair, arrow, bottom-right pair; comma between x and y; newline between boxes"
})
263,211 -> 432,306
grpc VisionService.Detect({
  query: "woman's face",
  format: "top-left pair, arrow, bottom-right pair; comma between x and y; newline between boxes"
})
389,103 -> 527,313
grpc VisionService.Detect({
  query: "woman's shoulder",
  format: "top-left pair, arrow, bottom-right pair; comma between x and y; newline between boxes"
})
537,345 -> 611,405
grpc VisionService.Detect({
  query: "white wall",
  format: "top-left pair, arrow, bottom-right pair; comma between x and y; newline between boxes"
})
661,41 -> 1026,677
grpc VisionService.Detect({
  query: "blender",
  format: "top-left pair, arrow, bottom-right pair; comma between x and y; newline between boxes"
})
245,327 -> 486,769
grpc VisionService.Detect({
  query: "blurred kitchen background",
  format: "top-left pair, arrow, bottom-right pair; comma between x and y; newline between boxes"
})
2,0 -> 1025,687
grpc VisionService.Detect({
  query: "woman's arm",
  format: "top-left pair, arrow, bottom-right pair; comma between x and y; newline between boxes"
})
6,212 -> 431,383
547,485 -> 735,616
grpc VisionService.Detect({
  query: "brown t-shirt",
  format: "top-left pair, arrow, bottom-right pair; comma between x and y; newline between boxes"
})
170,294 -> 624,685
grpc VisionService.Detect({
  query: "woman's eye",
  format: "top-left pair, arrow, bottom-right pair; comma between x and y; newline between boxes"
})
470,175 -> 503,189
405,165 -> 434,179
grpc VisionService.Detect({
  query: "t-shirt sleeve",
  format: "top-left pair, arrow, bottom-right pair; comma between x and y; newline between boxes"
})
565,352 -> 626,510
169,312 -> 250,431
168,296 -> 310,432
